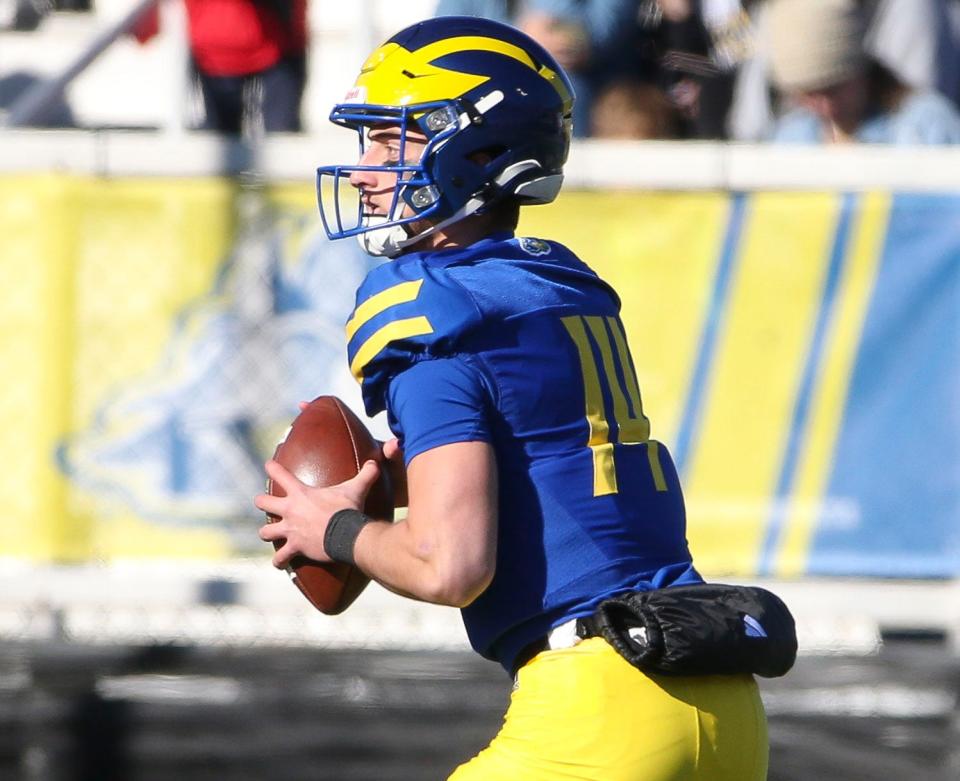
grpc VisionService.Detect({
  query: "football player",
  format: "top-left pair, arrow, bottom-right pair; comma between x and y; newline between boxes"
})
256,15 -> 769,779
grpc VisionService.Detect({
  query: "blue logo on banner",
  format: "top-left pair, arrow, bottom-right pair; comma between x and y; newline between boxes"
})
57,198 -> 384,547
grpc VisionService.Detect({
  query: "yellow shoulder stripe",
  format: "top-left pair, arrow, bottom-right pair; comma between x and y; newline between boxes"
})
350,316 -> 435,381
346,279 -> 425,341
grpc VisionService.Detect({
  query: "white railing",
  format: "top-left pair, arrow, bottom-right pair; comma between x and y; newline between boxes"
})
2,130 -> 960,194
5,559 -> 959,653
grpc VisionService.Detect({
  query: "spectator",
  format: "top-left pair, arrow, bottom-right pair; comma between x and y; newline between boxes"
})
642,0 -> 758,139
590,78 -> 680,138
766,0 -> 960,143
435,0 -> 642,137
184,0 -> 308,135
730,0 -> 960,141
862,0 -> 960,105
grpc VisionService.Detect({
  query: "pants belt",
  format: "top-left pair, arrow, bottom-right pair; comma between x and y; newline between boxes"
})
513,617 -> 596,676
547,616 -> 592,649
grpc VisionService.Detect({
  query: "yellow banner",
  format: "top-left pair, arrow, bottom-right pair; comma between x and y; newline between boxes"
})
1,177 -> 897,577
0,176 -> 309,560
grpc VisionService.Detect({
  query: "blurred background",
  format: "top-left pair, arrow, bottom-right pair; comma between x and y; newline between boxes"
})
0,1 -> 958,779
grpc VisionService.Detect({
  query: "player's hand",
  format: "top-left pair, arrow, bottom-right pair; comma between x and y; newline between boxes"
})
255,458 -> 382,568
381,437 -> 408,508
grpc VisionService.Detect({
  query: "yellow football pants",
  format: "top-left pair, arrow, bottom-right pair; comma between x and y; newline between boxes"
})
449,637 -> 768,781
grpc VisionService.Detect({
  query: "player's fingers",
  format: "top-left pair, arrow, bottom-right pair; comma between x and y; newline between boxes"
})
351,459 -> 381,491
258,521 -> 284,542
254,492 -> 285,516
264,459 -> 298,491
298,400 -> 310,412
272,543 -> 294,569
335,460 -> 380,508
382,437 -> 403,461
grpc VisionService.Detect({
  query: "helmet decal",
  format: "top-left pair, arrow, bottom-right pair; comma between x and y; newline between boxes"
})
349,36 -> 572,116
353,41 -> 488,107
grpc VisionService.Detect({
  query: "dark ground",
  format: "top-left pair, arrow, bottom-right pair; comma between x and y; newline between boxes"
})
1,638 -> 957,780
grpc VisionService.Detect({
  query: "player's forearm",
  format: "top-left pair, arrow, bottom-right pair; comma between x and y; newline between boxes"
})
353,440 -> 498,606
353,517 -> 494,607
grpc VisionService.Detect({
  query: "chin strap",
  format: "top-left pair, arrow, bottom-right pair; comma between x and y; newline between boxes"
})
356,195 -> 486,258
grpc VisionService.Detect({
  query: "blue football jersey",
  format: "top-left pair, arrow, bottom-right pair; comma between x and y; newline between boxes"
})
346,234 -> 701,673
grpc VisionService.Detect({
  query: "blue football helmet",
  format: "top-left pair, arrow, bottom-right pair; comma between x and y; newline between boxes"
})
315,15 -> 575,257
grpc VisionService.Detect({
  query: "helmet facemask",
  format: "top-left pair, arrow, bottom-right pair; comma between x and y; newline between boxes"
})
316,99 -> 492,258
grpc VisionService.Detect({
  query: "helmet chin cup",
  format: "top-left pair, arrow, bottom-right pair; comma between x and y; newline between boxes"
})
356,216 -> 411,258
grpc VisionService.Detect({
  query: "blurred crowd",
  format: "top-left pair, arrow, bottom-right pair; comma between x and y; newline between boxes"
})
436,0 -> 960,144
3,0 -> 960,144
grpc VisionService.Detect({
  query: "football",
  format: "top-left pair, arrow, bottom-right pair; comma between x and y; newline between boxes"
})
267,396 -> 393,615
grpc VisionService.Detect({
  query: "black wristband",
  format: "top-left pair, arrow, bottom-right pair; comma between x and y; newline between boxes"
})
324,509 -> 372,565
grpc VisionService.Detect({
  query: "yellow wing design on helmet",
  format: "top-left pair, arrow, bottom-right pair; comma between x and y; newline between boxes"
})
353,36 -> 572,113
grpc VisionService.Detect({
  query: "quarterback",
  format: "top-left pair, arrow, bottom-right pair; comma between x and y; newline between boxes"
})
256,15 -> 769,779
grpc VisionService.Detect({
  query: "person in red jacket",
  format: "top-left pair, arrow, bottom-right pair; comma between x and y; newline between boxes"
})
184,0 -> 308,134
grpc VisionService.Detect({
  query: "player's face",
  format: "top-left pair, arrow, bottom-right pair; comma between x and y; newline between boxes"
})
349,125 -> 428,219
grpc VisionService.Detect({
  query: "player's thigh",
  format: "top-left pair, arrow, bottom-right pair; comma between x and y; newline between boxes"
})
449,638 -> 767,781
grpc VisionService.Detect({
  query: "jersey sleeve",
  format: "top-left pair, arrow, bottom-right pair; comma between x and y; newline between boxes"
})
386,355 -> 494,466
346,261 -> 483,416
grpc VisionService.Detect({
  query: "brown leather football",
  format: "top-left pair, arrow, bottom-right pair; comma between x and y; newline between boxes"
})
267,396 -> 393,615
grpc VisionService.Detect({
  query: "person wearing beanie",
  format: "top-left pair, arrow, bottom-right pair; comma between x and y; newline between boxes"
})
766,0 -> 960,143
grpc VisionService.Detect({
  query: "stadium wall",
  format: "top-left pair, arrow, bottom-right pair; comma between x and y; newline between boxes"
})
0,134 -> 958,581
